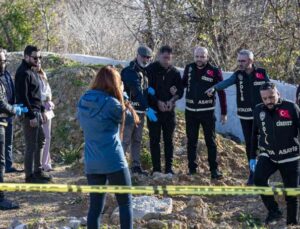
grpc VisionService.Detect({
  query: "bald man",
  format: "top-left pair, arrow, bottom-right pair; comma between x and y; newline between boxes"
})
182,47 -> 227,179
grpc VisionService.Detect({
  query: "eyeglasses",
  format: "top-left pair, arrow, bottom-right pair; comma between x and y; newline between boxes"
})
30,56 -> 42,61
142,55 -> 151,59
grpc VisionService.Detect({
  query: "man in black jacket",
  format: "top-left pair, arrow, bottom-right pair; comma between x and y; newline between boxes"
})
182,47 -> 227,179
206,49 -> 270,185
251,82 -> 300,226
147,45 -> 184,174
15,45 -> 52,183
0,80 -> 27,209
121,45 -> 157,175
0,48 -> 22,173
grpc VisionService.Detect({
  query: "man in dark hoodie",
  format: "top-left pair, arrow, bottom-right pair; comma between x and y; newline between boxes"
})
15,45 -> 52,183
121,45 -> 157,175
147,45 -> 184,174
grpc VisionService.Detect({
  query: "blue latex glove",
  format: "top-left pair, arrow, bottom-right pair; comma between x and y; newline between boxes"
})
146,108 -> 157,122
14,106 -> 22,116
249,159 -> 257,172
13,104 -> 28,116
148,87 -> 155,96
123,92 -> 129,101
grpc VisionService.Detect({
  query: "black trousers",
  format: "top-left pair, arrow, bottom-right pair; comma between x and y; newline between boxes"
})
147,111 -> 176,172
185,110 -> 218,173
0,125 -> 5,201
254,156 -> 299,225
240,119 -> 253,162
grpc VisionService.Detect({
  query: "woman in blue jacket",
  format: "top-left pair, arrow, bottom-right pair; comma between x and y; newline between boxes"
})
77,66 -> 138,229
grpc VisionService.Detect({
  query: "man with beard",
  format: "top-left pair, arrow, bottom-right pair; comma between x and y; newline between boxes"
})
182,47 -> 227,179
251,82 -> 299,226
121,45 -> 157,175
205,49 -> 270,185
147,45 -> 184,174
15,45 -> 52,183
0,48 -> 23,173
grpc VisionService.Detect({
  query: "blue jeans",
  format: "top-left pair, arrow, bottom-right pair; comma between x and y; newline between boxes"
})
86,167 -> 133,229
5,119 -> 13,171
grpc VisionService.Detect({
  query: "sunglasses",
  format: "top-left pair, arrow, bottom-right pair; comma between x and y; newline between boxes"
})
30,56 -> 42,61
141,55 -> 151,59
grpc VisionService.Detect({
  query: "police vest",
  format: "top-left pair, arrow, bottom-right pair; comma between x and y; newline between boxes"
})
254,100 -> 300,163
185,63 -> 219,112
235,68 -> 268,119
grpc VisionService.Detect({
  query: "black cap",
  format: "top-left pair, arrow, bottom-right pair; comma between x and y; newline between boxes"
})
137,45 -> 152,57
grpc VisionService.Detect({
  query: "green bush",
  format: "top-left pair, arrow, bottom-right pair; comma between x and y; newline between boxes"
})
60,143 -> 84,165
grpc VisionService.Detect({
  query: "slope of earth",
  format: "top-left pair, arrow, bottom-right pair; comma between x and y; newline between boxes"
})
0,53 -> 293,229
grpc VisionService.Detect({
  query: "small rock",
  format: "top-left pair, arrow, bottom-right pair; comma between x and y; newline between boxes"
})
68,219 -> 81,229
15,225 -> 28,229
79,217 -> 87,226
167,220 -> 184,228
146,219 -> 167,229
9,219 -> 23,229
112,196 -> 173,221
142,212 -> 161,221
232,145 -> 245,155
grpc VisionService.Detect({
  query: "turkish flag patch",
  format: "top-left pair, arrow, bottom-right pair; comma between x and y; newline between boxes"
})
278,109 -> 291,119
207,70 -> 214,77
255,72 -> 264,79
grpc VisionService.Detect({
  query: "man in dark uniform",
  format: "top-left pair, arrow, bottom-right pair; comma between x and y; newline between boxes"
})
182,47 -> 227,179
0,73 -> 27,209
0,48 -> 22,173
206,49 -> 270,185
147,45 -> 184,174
251,82 -> 299,226
121,45 -> 157,175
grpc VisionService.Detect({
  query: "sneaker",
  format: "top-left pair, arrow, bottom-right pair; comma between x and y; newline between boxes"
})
131,166 -> 148,176
0,199 -> 19,210
246,171 -> 254,186
34,171 -> 53,181
265,209 -> 283,225
211,170 -> 223,180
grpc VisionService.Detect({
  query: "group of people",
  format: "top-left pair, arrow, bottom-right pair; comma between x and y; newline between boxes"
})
0,43 -> 298,228
0,46 -> 55,210
77,44 -> 300,228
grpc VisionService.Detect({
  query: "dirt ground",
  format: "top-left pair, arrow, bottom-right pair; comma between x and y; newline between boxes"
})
0,165 -> 89,228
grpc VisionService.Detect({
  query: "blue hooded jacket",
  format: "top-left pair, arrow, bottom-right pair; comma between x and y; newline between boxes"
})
77,89 -> 128,174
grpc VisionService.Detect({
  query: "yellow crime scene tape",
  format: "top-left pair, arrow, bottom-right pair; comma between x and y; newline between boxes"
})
0,183 -> 300,196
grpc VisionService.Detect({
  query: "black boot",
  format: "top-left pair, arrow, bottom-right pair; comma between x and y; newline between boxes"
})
211,169 -> 223,180
131,166 -> 148,176
246,171 -> 254,186
265,209 -> 283,225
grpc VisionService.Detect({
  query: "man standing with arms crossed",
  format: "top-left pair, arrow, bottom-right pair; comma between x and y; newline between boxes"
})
183,47 -> 227,179
206,49 -> 270,185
